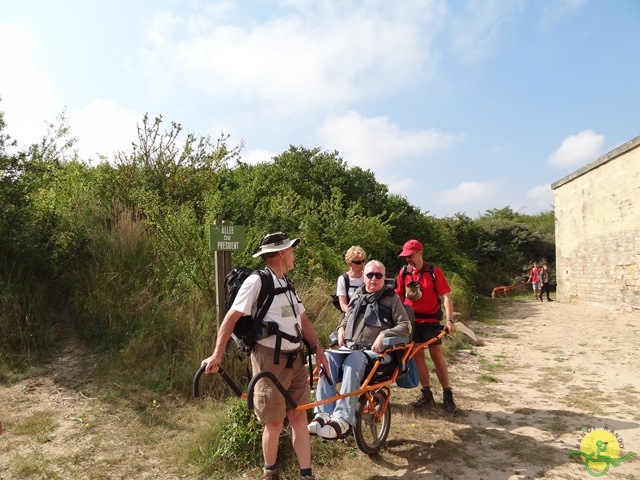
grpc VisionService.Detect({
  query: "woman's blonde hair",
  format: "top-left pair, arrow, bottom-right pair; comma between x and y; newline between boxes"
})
345,245 -> 366,262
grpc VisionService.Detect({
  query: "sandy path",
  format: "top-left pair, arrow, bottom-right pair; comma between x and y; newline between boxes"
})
338,299 -> 640,480
452,299 -> 640,479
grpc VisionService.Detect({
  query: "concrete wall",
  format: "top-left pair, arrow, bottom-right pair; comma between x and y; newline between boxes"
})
551,135 -> 640,311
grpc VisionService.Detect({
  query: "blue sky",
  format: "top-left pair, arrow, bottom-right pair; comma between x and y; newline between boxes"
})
1,0 -> 639,218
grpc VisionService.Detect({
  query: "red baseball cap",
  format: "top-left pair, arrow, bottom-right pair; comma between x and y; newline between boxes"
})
399,239 -> 423,257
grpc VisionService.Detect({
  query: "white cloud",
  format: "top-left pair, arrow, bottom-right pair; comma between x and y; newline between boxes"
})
68,99 -> 141,162
438,180 -> 497,204
547,129 -> 604,167
0,24 -> 140,161
431,181 -> 553,217
317,111 -> 465,170
240,148 -> 276,165
136,2 -> 445,119
386,176 -> 418,197
0,24 -> 59,147
525,183 -> 554,211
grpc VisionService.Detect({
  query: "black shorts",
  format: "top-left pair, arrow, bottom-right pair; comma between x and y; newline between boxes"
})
413,322 -> 444,346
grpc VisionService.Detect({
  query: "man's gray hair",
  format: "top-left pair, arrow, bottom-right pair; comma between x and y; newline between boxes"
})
364,260 -> 385,275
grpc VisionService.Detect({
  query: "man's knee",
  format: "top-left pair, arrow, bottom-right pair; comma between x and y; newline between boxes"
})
264,420 -> 285,435
429,345 -> 446,362
413,348 -> 427,364
344,351 -> 367,371
287,409 -> 307,426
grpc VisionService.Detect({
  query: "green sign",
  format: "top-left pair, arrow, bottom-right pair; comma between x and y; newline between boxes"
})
209,225 -> 246,251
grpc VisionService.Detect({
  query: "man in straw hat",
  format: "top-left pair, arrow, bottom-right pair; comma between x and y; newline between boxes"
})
202,232 -> 329,480
395,239 -> 457,414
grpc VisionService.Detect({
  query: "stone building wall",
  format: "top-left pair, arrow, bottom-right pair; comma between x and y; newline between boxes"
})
551,135 -> 640,311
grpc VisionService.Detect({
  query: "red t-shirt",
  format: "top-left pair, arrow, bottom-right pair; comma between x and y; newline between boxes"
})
529,267 -> 540,283
395,263 -> 450,324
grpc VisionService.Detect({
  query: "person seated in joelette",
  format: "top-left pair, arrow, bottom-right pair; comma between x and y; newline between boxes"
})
308,260 -> 411,439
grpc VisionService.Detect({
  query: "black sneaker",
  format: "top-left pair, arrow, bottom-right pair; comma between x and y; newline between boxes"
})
410,388 -> 434,409
442,389 -> 458,414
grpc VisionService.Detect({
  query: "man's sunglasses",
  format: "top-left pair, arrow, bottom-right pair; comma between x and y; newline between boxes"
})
365,272 -> 384,279
350,259 -> 365,265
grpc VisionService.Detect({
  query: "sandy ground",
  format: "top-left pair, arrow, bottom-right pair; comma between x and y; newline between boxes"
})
1,298 -> 639,479
335,298 -> 640,480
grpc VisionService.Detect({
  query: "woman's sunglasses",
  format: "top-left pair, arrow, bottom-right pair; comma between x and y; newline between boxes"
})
365,272 -> 384,279
350,259 -> 365,265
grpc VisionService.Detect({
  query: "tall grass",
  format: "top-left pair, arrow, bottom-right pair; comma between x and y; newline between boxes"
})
69,208 -> 158,346
62,206 -> 213,394
0,263 -> 51,376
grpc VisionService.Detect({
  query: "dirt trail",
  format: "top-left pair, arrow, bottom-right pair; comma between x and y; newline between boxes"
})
0,312 -> 199,479
447,299 -> 640,479
1,300 -> 639,479
339,299 -> 640,480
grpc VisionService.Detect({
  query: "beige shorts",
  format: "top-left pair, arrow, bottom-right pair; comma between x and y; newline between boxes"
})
250,343 -> 311,423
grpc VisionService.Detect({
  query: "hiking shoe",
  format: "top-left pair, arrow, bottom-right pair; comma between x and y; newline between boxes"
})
442,389 -> 458,414
317,416 -> 352,439
261,469 -> 279,480
410,388 -> 435,409
307,412 -> 331,435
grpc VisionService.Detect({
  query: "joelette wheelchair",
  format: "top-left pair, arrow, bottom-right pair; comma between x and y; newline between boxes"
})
194,327 -> 447,455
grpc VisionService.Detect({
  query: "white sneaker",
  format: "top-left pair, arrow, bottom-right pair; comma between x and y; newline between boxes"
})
317,416 -> 352,439
307,412 -> 331,435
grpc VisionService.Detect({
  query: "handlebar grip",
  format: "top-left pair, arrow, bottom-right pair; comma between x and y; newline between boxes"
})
193,364 -> 206,397
193,364 -> 244,398
193,365 -> 207,398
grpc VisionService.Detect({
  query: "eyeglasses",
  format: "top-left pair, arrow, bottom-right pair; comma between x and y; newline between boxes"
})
350,259 -> 365,265
365,272 -> 384,279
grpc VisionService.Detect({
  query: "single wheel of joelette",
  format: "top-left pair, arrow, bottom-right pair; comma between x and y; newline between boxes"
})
354,388 -> 391,454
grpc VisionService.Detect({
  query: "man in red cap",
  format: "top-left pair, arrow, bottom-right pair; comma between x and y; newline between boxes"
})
395,239 -> 457,413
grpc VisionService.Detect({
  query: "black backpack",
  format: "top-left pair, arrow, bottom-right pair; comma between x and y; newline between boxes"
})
330,273 -> 351,311
225,267 -> 301,362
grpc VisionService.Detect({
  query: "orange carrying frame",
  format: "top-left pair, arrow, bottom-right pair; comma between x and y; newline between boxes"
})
194,329 -> 448,454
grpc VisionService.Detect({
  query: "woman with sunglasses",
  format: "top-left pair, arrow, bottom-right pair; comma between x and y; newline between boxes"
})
335,246 -> 366,315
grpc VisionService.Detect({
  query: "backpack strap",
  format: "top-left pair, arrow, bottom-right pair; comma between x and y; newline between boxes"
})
400,265 -> 407,292
254,270 -> 274,321
428,264 -> 443,317
256,270 -> 302,365
343,273 -> 351,302
427,264 -> 438,296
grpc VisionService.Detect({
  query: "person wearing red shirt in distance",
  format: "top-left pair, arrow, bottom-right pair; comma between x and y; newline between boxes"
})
527,261 -> 543,301
395,239 -> 457,413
